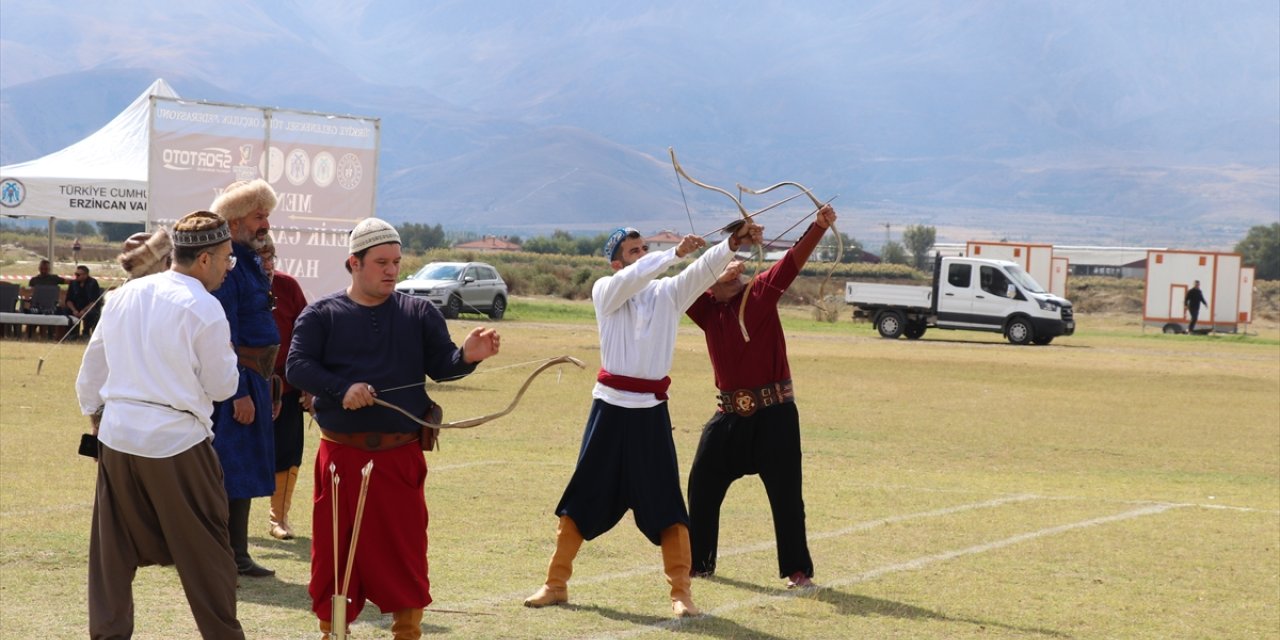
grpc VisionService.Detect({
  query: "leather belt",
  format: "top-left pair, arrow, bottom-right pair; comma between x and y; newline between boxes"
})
236,344 -> 279,381
716,379 -> 794,417
320,429 -> 419,452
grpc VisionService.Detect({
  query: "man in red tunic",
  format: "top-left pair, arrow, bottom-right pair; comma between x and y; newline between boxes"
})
685,204 -> 837,589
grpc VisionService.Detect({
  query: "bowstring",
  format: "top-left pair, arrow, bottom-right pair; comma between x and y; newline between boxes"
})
375,356 -> 576,393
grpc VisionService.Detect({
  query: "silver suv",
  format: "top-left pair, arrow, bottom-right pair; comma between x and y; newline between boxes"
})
396,261 -> 508,320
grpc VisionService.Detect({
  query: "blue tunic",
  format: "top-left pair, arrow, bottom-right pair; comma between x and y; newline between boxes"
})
285,291 -> 475,435
211,241 -> 280,499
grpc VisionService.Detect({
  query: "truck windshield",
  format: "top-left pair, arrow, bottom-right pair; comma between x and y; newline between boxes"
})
1005,265 -> 1047,294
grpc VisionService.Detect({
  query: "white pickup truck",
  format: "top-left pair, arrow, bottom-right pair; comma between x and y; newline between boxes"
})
845,256 -> 1075,345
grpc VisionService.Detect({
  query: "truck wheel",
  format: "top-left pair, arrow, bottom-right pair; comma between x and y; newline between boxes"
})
1032,335 -> 1054,345
1006,317 -> 1034,345
904,322 -> 927,340
876,311 -> 905,339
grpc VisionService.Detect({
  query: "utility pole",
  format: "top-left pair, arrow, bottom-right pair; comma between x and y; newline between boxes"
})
882,222 -> 891,247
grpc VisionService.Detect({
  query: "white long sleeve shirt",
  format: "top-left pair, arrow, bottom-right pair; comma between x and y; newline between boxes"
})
76,270 -> 239,458
591,240 -> 735,409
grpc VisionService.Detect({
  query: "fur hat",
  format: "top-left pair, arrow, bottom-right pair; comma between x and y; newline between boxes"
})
348,218 -> 400,254
118,229 -> 173,279
210,179 -> 277,221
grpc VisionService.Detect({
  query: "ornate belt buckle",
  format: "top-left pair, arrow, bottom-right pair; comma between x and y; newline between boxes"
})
731,389 -> 758,417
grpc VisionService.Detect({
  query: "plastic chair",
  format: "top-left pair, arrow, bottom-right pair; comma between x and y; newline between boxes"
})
29,284 -> 62,314
0,282 -> 17,312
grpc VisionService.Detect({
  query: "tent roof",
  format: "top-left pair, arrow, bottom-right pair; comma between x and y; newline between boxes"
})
2,79 -> 178,183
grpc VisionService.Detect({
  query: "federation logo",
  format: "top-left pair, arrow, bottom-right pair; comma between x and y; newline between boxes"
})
0,178 -> 26,208
286,148 -> 311,186
259,146 -> 285,184
336,153 -> 362,190
312,151 -> 336,188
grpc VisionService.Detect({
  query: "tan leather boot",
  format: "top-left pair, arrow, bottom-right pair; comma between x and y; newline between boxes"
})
661,524 -> 701,617
391,608 -> 423,640
280,466 -> 299,538
269,470 -> 291,540
524,515 -> 583,607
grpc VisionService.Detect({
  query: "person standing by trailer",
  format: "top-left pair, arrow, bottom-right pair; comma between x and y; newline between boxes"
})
1184,280 -> 1207,333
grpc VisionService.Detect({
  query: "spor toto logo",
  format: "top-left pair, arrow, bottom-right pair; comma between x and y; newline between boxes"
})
285,148 -> 311,186
336,153 -> 362,190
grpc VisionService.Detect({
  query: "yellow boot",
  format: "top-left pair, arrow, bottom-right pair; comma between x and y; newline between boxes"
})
391,608 -> 423,640
524,515 -> 583,607
268,470 -> 291,540
661,524 -> 701,618
280,466 -> 299,538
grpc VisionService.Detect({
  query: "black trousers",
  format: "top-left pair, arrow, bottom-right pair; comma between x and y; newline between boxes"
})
273,389 -> 305,470
555,400 -> 689,545
687,401 -> 813,579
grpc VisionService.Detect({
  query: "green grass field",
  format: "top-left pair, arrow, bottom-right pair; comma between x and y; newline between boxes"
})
2,303 -> 1277,639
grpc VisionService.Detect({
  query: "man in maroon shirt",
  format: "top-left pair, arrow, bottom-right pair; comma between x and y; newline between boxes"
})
685,204 -> 836,589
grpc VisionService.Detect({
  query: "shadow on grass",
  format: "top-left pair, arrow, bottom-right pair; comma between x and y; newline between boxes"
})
705,574 -> 1072,638
572,603 -> 789,640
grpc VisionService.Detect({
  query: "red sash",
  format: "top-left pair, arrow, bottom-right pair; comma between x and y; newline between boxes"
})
597,369 -> 672,400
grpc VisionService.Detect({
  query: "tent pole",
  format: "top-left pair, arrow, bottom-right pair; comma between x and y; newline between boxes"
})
47,217 -> 55,266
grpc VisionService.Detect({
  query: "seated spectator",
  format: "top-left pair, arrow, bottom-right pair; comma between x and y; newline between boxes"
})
66,265 -> 103,339
28,259 -> 67,288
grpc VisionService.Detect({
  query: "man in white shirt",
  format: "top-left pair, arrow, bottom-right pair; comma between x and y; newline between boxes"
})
524,221 -> 762,618
76,211 -> 243,639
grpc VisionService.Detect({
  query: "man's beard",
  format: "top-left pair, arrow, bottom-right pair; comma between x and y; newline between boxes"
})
235,226 -> 268,250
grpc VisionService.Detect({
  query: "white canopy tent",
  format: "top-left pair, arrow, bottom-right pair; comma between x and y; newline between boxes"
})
1,78 -> 176,224
0,79 -> 381,301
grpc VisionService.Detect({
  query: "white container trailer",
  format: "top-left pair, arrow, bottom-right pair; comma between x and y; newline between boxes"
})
966,241 -> 1066,298
1143,250 -> 1250,333
1239,267 -> 1256,327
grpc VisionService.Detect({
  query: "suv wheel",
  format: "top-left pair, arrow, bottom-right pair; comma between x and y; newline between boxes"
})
488,295 -> 506,320
443,295 -> 462,319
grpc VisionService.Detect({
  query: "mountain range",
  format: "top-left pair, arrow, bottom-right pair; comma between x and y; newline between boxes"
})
2,0 -> 1277,250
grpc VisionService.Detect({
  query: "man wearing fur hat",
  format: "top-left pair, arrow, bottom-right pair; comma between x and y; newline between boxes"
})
287,217 -> 501,640
118,229 -> 173,279
209,178 -> 282,578
76,211 -> 243,638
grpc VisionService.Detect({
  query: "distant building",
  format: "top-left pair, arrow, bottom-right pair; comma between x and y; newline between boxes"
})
644,230 -> 684,253
454,235 -> 522,252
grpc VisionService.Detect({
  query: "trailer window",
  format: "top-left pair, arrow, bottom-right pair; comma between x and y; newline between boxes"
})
947,263 -> 972,288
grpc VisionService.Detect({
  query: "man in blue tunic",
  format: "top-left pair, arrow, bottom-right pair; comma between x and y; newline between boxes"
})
209,178 -> 281,578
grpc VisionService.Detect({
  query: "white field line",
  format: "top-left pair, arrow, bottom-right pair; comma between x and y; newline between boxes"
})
447,495 -> 1038,610
580,503 -> 1181,640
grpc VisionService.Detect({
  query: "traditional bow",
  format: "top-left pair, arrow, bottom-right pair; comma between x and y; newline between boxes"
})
669,147 -> 762,342
372,355 -> 585,429
737,181 -> 843,317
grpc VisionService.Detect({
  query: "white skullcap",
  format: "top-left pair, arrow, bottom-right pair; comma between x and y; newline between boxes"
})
348,218 -> 400,254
